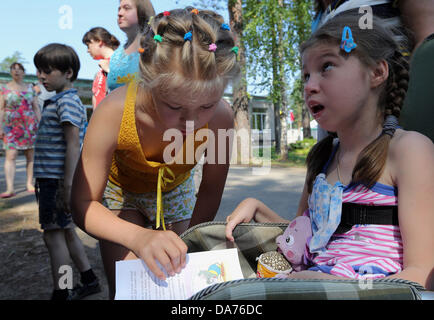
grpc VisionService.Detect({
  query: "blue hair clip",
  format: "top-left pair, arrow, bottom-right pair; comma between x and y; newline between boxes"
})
221,23 -> 231,31
184,31 -> 193,42
340,26 -> 357,53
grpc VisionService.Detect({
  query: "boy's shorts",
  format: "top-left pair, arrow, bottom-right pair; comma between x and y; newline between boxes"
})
35,178 -> 74,230
102,174 -> 196,227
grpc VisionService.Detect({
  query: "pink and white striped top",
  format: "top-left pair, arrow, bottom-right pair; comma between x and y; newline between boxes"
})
309,144 -> 402,280
342,183 -> 398,206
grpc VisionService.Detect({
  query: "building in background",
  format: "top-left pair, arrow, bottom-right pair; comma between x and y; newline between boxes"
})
1,72 -> 309,149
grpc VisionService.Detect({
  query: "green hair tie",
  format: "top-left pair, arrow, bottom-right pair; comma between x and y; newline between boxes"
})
231,46 -> 239,56
154,34 -> 162,43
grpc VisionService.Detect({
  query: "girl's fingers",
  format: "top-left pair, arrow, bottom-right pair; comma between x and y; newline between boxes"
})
143,255 -> 167,281
161,244 -> 181,276
154,231 -> 188,277
167,232 -> 188,273
225,218 -> 238,242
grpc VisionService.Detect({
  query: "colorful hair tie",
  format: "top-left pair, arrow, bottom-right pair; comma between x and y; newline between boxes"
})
154,34 -> 162,43
184,31 -> 193,42
221,23 -> 231,31
340,26 -> 357,53
231,46 -> 239,56
138,47 -> 145,53
163,11 -> 170,17
191,8 -> 199,15
148,16 -> 154,25
209,43 -> 217,52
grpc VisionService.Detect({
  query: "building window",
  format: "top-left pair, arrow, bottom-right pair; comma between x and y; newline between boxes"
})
251,108 -> 267,131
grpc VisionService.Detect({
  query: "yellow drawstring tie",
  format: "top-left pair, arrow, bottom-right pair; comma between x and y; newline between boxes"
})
156,166 -> 175,230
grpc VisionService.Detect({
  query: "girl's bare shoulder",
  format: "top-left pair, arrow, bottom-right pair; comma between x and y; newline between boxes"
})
208,98 -> 234,131
89,85 -> 129,127
85,85 -> 129,145
389,129 -> 434,173
391,129 -> 434,154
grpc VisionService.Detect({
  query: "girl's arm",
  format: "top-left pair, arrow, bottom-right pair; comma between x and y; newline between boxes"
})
295,177 -> 310,217
31,90 -> 41,122
399,0 -> 434,51
225,198 -> 290,242
92,95 -> 97,110
0,93 -> 5,139
62,123 -> 81,211
71,87 -> 187,281
225,170 -> 310,241
188,99 -> 233,227
385,131 -> 434,290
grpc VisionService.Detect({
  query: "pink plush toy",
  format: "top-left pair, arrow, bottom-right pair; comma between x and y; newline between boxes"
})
275,215 -> 312,272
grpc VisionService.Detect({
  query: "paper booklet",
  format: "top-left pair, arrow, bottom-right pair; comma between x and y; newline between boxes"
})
115,248 -> 244,300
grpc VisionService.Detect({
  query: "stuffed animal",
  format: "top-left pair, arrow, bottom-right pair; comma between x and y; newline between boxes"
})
275,215 -> 312,272
256,215 -> 313,278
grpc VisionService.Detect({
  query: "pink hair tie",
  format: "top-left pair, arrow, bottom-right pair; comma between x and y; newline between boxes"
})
209,43 -> 217,52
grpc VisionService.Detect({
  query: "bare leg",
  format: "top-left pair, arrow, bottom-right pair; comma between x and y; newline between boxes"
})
169,219 -> 190,236
24,148 -> 34,191
43,229 -> 72,290
64,228 -> 91,272
3,149 -> 17,194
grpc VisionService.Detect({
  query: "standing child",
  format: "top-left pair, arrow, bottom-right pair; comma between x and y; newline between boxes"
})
107,0 -> 155,91
33,44 -> 101,300
225,12 -> 434,290
71,7 -> 240,299
82,27 -> 120,109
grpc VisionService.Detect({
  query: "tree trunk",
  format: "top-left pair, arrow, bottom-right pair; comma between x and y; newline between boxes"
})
302,103 -> 312,139
278,0 -> 288,160
229,0 -> 250,163
271,4 -> 281,155
279,80 -> 289,160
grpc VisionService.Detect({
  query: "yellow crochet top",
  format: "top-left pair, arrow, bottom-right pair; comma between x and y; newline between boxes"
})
108,81 -> 208,229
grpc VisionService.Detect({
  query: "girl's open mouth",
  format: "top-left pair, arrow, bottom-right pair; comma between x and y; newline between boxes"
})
311,104 -> 324,115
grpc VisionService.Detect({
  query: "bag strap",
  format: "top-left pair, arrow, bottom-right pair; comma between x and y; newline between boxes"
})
336,202 -> 398,234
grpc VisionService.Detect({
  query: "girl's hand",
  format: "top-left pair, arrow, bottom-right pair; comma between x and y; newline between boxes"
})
225,198 -> 259,242
131,229 -> 188,281
98,59 -> 110,73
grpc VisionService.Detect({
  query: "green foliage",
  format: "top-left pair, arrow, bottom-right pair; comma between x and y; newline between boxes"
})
0,51 -> 28,73
252,138 -> 316,166
289,137 -> 316,150
242,0 -> 313,101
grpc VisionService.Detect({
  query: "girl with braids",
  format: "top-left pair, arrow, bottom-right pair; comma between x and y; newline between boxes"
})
226,12 -> 434,289
71,7 -> 240,299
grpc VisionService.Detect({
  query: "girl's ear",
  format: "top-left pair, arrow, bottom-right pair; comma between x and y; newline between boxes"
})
370,59 -> 389,89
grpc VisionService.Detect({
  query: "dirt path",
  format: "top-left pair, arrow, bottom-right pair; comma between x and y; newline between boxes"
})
0,156 -> 305,300
0,191 -> 108,300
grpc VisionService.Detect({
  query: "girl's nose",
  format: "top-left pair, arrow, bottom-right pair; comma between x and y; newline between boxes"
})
181,110 -> 197,123
303,75 -> 320,96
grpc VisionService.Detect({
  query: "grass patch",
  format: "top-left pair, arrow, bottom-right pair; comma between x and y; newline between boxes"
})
252,138 -> 316,167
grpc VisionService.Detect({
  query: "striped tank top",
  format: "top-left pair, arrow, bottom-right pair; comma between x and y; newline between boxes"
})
309,142 -> 403,280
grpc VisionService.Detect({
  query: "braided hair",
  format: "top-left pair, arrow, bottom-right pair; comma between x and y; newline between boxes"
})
301,11 -> 410,192
138,7 -> 240,95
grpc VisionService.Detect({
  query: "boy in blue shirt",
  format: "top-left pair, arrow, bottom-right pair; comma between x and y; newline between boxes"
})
34,43 -> 100,300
